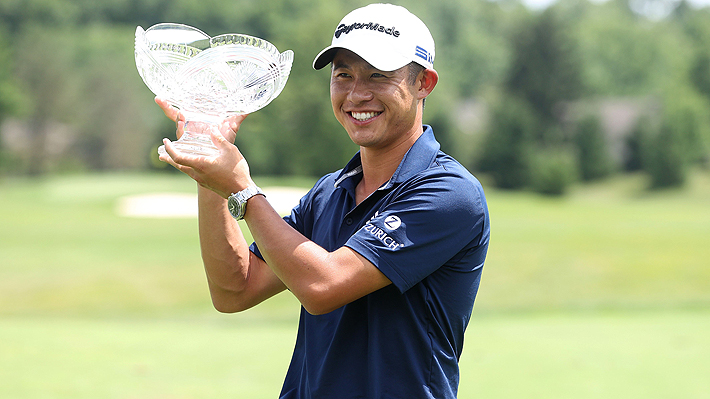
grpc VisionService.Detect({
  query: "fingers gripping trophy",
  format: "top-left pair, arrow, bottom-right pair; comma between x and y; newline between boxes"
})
134,23 -> 294,156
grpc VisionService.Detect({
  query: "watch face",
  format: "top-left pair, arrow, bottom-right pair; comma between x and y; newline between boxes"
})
228,195 -> 239,218
227,187 -> 261,220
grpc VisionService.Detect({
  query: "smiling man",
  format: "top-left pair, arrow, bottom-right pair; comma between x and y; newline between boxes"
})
158,4 -> 490,398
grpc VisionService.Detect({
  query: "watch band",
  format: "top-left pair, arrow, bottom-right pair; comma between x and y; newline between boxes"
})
227,185 -> 265,220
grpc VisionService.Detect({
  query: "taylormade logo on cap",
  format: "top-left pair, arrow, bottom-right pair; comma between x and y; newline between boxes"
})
313,3 -> 435,72
334,22 -> 400,39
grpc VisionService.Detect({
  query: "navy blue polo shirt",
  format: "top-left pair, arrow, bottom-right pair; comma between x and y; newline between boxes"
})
251,126 -> 490,399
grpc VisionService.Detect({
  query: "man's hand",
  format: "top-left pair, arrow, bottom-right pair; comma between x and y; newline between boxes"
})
154,96 -> 247,143
154,96 -> 252,198
154,97 -> 186,140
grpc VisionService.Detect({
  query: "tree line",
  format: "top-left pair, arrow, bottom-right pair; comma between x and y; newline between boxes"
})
1,0 -> 709,193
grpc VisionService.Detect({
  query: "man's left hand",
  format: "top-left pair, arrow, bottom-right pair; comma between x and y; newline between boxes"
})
158,114 -> 253,199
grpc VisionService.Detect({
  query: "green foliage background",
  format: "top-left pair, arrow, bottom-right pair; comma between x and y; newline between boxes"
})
2,0 -> 708,184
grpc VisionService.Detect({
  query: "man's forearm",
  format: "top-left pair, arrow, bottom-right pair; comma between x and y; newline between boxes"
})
197,185 -> 251,293
243,195 -> 390,315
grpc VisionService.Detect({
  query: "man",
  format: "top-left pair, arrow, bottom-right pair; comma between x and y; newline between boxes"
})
158,4 -> 490,398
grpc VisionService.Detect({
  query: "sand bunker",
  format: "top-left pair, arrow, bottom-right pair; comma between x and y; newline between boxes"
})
117,187 -> 308,218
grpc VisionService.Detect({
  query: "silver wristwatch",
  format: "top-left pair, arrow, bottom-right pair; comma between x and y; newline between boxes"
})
227,186 -> 265,220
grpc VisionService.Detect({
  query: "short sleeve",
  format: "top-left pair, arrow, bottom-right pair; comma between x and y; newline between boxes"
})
345,172 -> 488,293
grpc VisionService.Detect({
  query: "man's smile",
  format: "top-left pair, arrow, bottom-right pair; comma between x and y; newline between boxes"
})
350,111 -> 382,122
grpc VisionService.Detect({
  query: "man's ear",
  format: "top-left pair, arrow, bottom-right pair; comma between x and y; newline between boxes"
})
417,68 -> 438,100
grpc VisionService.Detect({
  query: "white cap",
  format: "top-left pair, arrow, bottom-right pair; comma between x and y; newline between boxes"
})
312,3 -> 435,72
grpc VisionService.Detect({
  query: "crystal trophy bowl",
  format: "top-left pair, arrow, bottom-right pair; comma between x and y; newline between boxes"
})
135,23 -> 294,156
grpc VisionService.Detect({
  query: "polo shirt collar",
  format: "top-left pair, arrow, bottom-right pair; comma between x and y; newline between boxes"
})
334,125 -> 440,191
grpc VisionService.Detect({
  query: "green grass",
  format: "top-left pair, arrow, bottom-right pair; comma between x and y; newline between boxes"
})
459,309 -> 710,398
0,316 -> 297,399
476,171 -> 710,312
0,173 -> 313,318
1,171 -> 709,398
2,309 -> 708,399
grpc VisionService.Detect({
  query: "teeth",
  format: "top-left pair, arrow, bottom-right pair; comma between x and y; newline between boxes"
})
352,112 -> 380,121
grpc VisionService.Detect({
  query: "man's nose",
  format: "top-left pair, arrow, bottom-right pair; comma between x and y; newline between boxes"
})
347,78 -> 374,103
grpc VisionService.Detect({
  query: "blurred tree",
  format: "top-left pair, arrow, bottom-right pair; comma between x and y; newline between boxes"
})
71,25 -> 164,170
638,90 -> 708,188
690,49 -> 710,100
529,145 -> 578,196
415,0 -> 511,98
13,25 -> 80,175
661,90 -> 709,164
574,0 -> 677,96
624,116 -> 654,172
0,28 -> 26,121
506,7 -> 584,125
0,28 -> 27,174
477,95 -> 538,189
674,3 -> 710,164
486,4 -> 585,193
645,121 -> 688,188
573,115 -> 613,181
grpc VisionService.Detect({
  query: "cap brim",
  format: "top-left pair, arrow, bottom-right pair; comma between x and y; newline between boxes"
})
312,44 -> 411,72
313,47 -> 339,70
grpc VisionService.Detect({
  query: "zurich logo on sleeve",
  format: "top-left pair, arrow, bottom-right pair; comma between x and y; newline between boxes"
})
383,215 -> 402,231
362,212 -> 404,250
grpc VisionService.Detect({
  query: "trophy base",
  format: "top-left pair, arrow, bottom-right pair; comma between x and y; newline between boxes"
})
157,128 -> 219,158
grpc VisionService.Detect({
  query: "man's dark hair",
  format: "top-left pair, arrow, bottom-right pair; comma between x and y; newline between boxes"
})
407,62 -> 425,85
